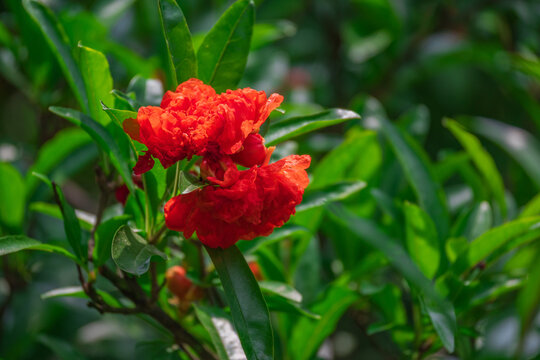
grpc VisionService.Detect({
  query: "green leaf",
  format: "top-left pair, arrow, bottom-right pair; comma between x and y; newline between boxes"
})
0,235 -> 78,263
296,181 -> 366,213
259,281 -> 302,303
458,116 -> 540,189
111,225 -> 167,276
289,285 -> 358,360
94,215 -> 131,267
102,104 -> 138,126
265,109 -> 360,146
206,245 -> 273,360
41,286 -> 87,300
29,201 -> 94,231
34,173 -> 86,261
193,304 -> 245,360
404,202 -> 440,279
237,224 -> 308,254
310,128 -> 381,188
327,203 -> 457,352
451,217 -> 540,275
23,0 -> 88,113
158,0 -> 197,85
49,106 -> 135,193
370,98 -> 449,239
77,44 -> 114,126
444,118 -> 507,217
0,163 -> 25,232
25,128 -> 93,199
197,0 -> 254,92
517,247 -> 540,336
520,192 -> 540,218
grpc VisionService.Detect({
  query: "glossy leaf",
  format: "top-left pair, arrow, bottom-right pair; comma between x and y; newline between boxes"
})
296,181 -> 366,213
77,44 -> 114,126
265,109 -> 360,146
23,0 -> 88,112
193,304 -> 245,360
111,225 -> 167,276
237,224 -> 308,254
197,0 -> 254,92
0,235 -> 78,263
445,118 -> 507,216
158,0 -> 197,85
206,245 -> 273,360
94,215 -> 131,267
404,202 -> 440,279
49,106 -> 135,193
0,163 -> 25,232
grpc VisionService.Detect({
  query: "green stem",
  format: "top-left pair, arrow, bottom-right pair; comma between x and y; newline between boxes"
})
171,162 -> 181,197
142,174 -> 151,237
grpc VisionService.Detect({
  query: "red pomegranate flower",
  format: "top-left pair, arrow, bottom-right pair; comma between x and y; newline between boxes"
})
164,155 -> 311,248
123,79 -> 283,174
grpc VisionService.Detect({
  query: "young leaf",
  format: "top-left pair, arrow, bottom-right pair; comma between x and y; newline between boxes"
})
404,202 -> 440,279
158,0 -> 197,85
22,0 -> 88,113
77,44 -> 114,126
111,225 -> 167,276
444,118 -> 507,217
265,109 -> 360,146
0,235 -> 78,263
520,192 -> 540,218
49,106 -> 135,193
0,163 -> 25,232
193,304 -> 246,360
206,245 -> 273,360
197,0 -> 255,92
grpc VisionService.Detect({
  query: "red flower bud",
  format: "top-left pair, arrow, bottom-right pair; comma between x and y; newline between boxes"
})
166,266 -> 193,299
249,261 -> 263,281
231,133 -> 267,168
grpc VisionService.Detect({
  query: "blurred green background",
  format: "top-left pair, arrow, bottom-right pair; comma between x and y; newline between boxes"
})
1,0 -> 540,359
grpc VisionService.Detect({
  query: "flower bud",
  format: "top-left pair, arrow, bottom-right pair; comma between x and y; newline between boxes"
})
231,133 -> 267,168
166,266 -> 193,299
249,261 -> 263,281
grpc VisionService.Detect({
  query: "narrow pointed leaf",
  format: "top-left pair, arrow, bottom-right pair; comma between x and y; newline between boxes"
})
0,235 -> 79,263
265,109 -> 360,146
444,118 -> 506,216
206,245 -> 273,360
23,0 -> 88,112
78,44 -> 114,126
197,0 -> 254,92
158,0 -> 197,85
